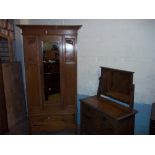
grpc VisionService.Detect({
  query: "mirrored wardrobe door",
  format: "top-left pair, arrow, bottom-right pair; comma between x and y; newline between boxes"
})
40,37 -> 62,106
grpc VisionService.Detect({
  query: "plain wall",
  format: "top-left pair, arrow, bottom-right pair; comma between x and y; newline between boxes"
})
14,19 -> 155,105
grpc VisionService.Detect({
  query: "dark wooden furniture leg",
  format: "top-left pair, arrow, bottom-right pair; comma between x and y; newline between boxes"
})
150,103 -> 155,134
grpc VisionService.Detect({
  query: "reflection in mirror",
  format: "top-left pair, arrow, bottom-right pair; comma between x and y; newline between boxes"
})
42,41 -> 60,104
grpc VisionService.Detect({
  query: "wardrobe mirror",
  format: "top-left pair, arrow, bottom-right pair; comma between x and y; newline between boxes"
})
42,41 -> 60,104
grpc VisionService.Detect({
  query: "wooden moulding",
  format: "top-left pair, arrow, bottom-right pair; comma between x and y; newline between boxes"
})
17,25 -> 82,35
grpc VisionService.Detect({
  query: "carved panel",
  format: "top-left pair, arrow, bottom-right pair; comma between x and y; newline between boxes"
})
24,37 -> 39,64
64,38 -> 75,63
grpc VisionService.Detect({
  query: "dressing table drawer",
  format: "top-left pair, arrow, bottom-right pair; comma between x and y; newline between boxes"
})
80,97 -> 136,135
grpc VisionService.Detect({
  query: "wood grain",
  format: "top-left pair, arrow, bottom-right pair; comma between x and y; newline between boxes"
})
2,62 -> 27,129
17,25 -> 81,133
0,63 -> 8,134
81,67 -> 137,135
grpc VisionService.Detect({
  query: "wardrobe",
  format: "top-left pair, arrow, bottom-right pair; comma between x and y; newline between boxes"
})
18,25 -> 82,133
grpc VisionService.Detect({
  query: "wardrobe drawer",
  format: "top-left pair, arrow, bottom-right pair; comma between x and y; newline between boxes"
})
31,114 -> 75,125
30,114 -> 76,132
81,103 -> 98,118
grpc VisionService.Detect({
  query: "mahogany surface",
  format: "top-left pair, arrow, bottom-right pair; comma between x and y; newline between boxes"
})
80,67 -> 137,135
18,25 -> 81,133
